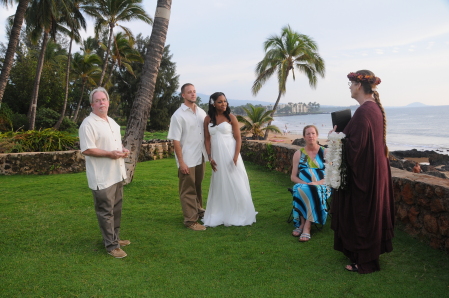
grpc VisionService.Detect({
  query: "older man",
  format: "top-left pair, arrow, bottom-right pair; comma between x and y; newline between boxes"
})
79,87 -> 131,258
168,83 -> 208,231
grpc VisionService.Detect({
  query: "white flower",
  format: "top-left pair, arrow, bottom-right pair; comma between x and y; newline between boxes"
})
325,132 -> 346,189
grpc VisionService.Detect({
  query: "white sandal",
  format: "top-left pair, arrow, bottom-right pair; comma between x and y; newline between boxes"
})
292,227 -> 303,237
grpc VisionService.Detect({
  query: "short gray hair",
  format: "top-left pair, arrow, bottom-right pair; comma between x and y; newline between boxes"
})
89,87 -> 109,104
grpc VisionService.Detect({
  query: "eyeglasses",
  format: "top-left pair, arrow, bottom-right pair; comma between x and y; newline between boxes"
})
347,82 -> 353,86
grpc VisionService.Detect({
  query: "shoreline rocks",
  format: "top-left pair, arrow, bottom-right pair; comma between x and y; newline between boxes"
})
390,150 -> 448,179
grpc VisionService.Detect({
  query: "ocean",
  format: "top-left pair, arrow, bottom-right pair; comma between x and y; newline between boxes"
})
271,105 -> 449,155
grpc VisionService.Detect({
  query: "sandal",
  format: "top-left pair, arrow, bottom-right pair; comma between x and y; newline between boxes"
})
292,227 -> 303,237
298,233 -> 311,242
345,263 -> 358,272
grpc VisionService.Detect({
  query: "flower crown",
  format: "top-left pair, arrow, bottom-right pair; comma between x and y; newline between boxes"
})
347,72 -> 381,85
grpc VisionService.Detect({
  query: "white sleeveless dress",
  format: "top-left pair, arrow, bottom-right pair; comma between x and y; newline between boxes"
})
203,122 -> 257,227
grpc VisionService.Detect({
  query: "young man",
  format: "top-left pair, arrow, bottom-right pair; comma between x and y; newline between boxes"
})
168,83 -> 208,230
79,87 -> 131,258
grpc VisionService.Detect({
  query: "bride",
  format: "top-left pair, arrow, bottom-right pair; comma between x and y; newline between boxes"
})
202,92 -> 257,227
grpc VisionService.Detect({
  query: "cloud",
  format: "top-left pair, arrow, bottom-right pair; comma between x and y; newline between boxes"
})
425,41 -> 435,50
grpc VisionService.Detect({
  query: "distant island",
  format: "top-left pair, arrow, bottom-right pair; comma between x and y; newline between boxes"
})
405,102 -> 428,107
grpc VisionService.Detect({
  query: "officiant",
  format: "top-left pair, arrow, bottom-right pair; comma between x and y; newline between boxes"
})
330,70 -> 395,274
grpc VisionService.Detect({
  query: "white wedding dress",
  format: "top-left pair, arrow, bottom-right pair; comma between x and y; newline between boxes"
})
203,122 -> 257,227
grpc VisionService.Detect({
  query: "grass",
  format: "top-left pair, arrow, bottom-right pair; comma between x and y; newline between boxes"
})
119,127 -> 168,140
1,158 -> 448,297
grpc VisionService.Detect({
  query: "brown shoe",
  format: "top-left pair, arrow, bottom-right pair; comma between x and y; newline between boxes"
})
118,240 -> 131,246
108,248 -> 127,258
188,222 -> 206,231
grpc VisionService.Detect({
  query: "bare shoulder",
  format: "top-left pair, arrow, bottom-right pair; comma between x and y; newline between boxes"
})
293,150 -> 302,158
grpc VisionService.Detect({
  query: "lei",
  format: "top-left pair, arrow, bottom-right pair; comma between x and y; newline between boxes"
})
347,72 -> 381,85
325,132 -> 347,189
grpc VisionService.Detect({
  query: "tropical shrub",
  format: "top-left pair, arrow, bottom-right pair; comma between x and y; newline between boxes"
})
237,104 -> 281,139
0,129 -> 78,153
11,113 -> 29,131
0,103 -> 14,131
35,108 -> 78,132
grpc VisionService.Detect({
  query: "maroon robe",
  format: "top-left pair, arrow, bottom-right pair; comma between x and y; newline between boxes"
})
331,101 -> 395,274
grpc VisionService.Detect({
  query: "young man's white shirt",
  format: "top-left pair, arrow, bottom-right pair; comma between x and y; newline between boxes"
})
167,103 -> 207,168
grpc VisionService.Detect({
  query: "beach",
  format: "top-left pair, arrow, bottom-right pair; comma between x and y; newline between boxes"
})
257,131 -> 328,147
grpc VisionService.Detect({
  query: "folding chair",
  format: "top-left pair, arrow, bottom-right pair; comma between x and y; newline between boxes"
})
286,187 -> 331,232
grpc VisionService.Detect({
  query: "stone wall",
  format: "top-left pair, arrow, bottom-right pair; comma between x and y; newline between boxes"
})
0,142 -> 174,175
241,140 -> 449,251
391,168 -> 449,250
0,150 -> 86,175
241,141 -> 297,174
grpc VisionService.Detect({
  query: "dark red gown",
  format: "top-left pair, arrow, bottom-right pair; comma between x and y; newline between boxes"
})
331,101 -> 395,274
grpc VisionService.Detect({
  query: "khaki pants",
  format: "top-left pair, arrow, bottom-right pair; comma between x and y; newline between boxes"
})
178,162 -> 205,227
92,182 -> 123,252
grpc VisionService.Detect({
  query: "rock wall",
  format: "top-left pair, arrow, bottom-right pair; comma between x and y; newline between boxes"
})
241,141 -> 297,173
0,142 -> 174,175
391,168 -> 449,251
241,140 -> 449,251
0,150 -> 86,175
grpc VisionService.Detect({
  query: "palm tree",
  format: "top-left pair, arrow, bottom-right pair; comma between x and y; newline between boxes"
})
122,0 -> 170,184
70,51 -> 102,122
252,25 -> 325,139
80,36 -> 99,54
104,31 -> 143,86
0,0 -> 30,108
54,0 -> 87,130
82,0 -> 153,87
236,104 -> 281,140
25,0 -> 72,130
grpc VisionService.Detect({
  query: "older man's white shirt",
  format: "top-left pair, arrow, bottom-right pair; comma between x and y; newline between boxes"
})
79,112 -> 127,190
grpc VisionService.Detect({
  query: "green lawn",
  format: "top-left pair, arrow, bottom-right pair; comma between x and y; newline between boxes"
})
119,127 -> 168,140
1,158 -> 448,297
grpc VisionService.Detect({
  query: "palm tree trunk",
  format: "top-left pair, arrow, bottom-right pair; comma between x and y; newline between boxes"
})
122,0 -> 172,184
72,82 -> 86,122
54,36 -> 73,130
263,67 -> 290,140
105,60 -> 116,87
263,90 -> 282,139
27,30 -> 49,130
0,0 -> 30,108
99,25 -> 114,87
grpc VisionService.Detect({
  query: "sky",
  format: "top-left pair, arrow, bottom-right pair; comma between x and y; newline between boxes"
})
1,0 -> 449,107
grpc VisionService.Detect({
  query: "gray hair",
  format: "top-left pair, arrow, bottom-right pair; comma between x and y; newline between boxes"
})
89,87 -> 110,104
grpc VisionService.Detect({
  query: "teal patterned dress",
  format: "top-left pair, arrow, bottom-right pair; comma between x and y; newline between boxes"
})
292,147 -> 331,227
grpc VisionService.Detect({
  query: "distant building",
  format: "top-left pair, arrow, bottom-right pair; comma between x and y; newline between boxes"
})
266,102 -> 309,115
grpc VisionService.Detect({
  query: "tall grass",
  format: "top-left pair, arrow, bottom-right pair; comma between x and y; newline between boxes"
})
1,158 -> 448,297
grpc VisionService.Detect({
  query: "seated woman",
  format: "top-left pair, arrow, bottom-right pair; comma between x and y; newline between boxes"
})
290,125 -> 331,242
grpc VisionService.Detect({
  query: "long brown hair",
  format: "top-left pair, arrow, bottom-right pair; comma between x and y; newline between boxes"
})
352,69 -> 389,157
